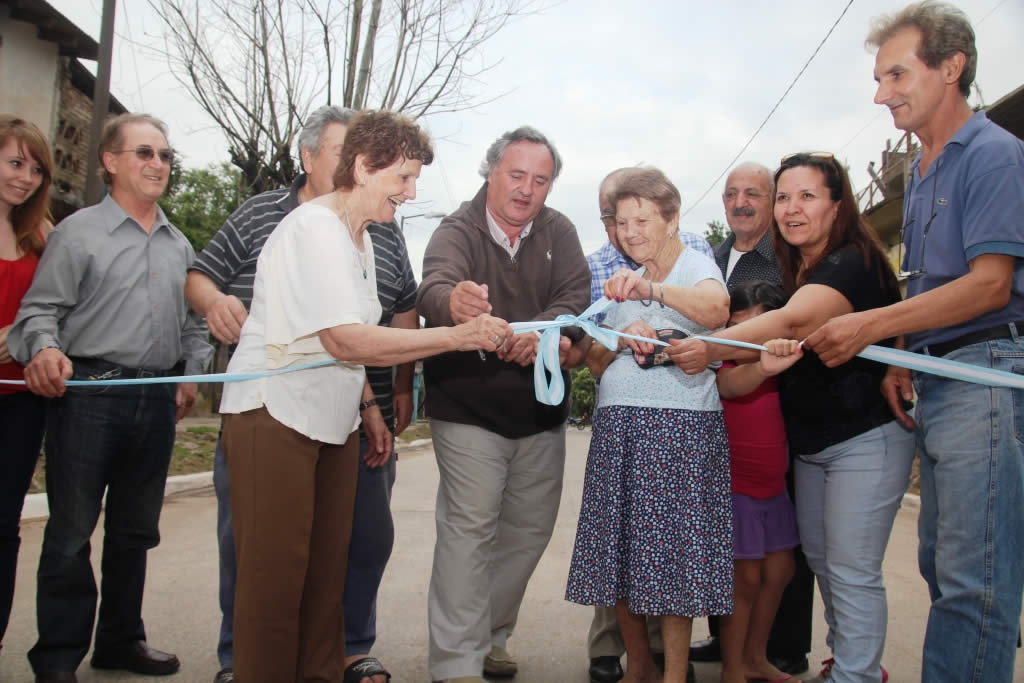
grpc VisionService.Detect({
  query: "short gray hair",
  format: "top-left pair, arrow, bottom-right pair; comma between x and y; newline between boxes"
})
478,125 -> 563,181
297,105 -> 357,156
724,162 -> 775,196
866,1 -> 976,97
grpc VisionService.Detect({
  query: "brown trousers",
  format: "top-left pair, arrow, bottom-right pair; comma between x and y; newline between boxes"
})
223,407 -> 359,683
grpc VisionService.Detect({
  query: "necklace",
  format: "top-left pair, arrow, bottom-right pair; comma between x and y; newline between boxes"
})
334,195 -> 369,280
356,246 -> 368,280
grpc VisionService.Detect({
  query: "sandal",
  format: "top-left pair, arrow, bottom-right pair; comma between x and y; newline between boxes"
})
343,656 -> 392,683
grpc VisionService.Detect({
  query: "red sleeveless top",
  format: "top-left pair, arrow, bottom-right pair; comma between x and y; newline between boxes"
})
1,250 -> 40,395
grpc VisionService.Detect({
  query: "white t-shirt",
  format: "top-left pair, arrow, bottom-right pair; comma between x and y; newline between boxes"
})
598,248 -> 726,413
219,203 -> 383,444
726,246 -> 745,281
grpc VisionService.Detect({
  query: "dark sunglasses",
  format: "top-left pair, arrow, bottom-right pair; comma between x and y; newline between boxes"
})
780,151 -> 835,165
113,146 -> 174,164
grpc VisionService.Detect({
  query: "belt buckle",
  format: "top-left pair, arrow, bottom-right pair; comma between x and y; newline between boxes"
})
138,369 -> 157,379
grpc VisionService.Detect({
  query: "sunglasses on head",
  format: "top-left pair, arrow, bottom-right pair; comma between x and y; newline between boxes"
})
780,151 -> 835,165
113,145 -> 174,164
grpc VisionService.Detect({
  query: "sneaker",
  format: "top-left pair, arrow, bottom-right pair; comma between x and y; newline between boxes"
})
213,668 -> 234,683
483,646 -> 518,677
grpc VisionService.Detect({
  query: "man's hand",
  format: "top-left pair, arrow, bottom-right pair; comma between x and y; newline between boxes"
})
24,348 -> 73,397
206,294 -> 249,345
881,365 -> 917,429
666,337 -> 709,375
393,390 -> 413,437
361,404 -> 393,468
805,311 -> 878,368
497,332 -> 539,366
175,382 -> 198,422
449,281 -> 492,324
0,324 -> 11,364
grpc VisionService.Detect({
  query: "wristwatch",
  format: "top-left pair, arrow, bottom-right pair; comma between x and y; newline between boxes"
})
359,398 -> 378,412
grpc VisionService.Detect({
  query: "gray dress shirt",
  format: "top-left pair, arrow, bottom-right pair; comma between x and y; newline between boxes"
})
9,195 -> 213,375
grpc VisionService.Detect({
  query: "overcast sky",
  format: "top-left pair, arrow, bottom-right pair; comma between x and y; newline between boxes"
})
53,0 -> 1024,278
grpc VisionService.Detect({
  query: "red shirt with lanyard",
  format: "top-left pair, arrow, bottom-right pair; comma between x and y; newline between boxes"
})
1,248 -> 40,394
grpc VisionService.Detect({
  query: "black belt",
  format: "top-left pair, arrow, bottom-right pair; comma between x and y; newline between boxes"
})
69,356 -> 182,380
924,321 -> 1024,358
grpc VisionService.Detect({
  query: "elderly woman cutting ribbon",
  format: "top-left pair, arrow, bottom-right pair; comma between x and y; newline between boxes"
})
565,167 -> 732,683
218,111 -> 510,683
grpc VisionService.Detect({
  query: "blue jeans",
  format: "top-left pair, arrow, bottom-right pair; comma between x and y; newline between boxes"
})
214,434 -> 396,667
0,391 -> 46,645
915,338 -> 1024,683
794,420 -> 915,683
27,371 -> 176,673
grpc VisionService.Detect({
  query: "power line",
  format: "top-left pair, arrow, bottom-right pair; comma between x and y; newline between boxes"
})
119,0 -> 146,110
680,0 -> 855,219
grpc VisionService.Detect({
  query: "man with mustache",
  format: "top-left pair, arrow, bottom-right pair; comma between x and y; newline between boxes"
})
687,162 -> 813,677
417,126 -> 590,683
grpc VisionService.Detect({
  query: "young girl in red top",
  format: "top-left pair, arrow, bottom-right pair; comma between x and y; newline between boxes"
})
0,115 -> 53,651
716,280 -> 803,683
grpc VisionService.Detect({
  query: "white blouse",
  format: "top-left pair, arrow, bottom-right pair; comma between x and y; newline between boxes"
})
219,202 -> 382,444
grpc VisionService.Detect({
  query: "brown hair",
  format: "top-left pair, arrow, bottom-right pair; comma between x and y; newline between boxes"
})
333,110 -> 434,190
0,115 -> 53,255
772,153 -> 898,297
609,167 -> 681,222
866,1 -> 976,97
97,113 -> 170,185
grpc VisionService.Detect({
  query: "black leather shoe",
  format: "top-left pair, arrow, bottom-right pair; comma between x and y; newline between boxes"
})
35,674 -> 78,683
589,655 -> 623,683
650,653 -> 695,683
688,636 -> 721,662
767,653 -> 810,675
91,640 -> 181,676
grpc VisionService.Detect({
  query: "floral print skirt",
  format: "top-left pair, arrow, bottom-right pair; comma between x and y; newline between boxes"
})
565,405 -> 734,617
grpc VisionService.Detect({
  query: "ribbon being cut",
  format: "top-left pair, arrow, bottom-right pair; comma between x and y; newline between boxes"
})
4,297 -> 1024,402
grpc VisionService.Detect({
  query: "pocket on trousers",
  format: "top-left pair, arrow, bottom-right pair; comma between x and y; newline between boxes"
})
1011,365 -> 1024,445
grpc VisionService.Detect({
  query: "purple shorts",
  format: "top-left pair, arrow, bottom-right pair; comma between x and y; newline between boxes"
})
731,491 -> 800,560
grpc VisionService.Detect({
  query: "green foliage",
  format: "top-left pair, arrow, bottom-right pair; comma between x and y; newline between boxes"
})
569,366 -> 596,425
703,219 -> 729,248
160,162 -> 250,251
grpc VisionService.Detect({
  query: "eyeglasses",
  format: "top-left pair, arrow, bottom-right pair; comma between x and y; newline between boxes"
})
600,212 -> 616,228
112,146 -> 174,165
897,167 -> 940,279
780,151 -> 835,165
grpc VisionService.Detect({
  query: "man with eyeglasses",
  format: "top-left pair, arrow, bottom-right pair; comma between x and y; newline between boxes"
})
583,167 -> 712,683
807,4 -> 1024,681
9,113 -> 212,683
687,161 -> 813,677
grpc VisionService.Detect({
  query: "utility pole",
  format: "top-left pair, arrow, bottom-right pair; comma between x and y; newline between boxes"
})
84,0 -> 117,206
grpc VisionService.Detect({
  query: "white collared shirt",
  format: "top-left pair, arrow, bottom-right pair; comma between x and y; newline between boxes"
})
485,207 -> 533,258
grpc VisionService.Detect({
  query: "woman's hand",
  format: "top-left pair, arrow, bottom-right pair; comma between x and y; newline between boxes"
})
760,338 -> 803,376
452,314 -> 512,353
603,268 -> 652,303
617,321 -> 657,361
666,337 -> 709,375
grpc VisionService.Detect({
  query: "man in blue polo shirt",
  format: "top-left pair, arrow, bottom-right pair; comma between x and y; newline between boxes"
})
807,4 -> 1024,681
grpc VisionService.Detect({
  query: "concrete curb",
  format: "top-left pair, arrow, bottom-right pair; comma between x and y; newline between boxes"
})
21,438 -> 436,522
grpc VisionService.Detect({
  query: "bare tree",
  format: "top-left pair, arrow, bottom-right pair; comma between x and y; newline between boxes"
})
150,0 -> 541,193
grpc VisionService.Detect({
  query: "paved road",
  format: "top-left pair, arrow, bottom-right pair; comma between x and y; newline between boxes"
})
3,428 -> 1022,681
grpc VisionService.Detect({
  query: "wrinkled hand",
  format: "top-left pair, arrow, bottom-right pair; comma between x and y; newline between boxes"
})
805,311 -> 876,368
0,324 -> 11,364
449,281 -> 492,324
361,404 -> 393,467
760,339 -> 803,376
206,294 -> 248,345
393,390 -> 413,437
175,382 -> 198,422
881,365 -> 917,429
617,321 -> 657,363
498,331 -> 539,366
453,314 -> 511,353
666,337 -> 709,375
604,268 -> 652,303
24,347 -> 73,397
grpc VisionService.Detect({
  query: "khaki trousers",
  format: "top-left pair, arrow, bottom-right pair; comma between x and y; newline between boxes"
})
427,419 -> 566,681
224,407 -> 359,683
